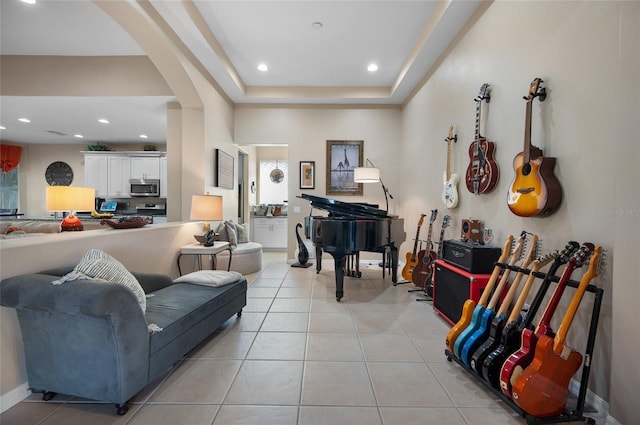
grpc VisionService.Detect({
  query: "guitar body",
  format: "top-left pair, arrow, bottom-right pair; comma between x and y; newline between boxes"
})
500,327 -> 539,398
465,138 -> 499,194
512,335 -> 582,417
483,319 -> 523,388
507,151 -> 561,217
461,308 -> 495,366
411,249 -> 436,289
442,171 -> 459,208
471,313 -> 507,375
453,305 -> 485,359
446,299 -> 475,353
402,251 -> 420,282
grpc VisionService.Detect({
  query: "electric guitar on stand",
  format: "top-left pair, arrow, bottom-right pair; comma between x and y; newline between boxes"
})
513,246 -> 601,417
441,125 -> 459,209
507,78 -> 562,217
401,214 -> 426,282
465,83 -> 499,194
411,210 -> 438,289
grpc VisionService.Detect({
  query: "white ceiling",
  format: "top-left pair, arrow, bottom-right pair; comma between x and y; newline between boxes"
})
0,0 -> 484,144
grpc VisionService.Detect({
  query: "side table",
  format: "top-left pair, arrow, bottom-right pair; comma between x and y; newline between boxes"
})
177,241 -> 233,276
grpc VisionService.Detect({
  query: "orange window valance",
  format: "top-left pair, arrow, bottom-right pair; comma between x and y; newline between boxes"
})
0,144 -> 22,177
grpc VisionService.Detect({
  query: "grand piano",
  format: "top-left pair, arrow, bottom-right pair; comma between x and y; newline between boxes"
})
299,194 -> 406,301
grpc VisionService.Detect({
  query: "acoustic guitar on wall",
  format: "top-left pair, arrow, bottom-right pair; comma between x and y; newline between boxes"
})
507,78 -> 562,217
401,214 -> 427,282
465,83 -> 499,194
441,126 -> 459,209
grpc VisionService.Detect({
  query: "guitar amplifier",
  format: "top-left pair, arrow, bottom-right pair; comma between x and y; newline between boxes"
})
442,239 -> 502,274
433,260 -> 493,325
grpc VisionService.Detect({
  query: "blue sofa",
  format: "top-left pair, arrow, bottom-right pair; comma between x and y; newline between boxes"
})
0,268 -> 246,415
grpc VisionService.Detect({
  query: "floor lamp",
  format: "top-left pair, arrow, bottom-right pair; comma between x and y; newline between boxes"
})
353,158 -> 393,212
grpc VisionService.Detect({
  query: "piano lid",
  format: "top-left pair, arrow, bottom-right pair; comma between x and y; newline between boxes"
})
298,194 -> 395,219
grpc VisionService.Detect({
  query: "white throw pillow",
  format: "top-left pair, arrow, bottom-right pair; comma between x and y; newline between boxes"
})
174,270 -> 242,287
52,249 -> 146,313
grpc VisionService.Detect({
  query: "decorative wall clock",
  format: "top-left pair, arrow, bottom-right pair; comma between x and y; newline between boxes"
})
45,161 -> 73,186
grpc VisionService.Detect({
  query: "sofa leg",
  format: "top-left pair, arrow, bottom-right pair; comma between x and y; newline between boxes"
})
42,391 -> 57,401
115,403 -> 129,416
237,309 -> 243,317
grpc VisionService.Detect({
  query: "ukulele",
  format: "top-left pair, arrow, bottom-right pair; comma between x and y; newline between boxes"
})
513,246 -> 601,417
460,232 -> 527,366
411,210 -> 438,289
470,234 -> 539,374
441,125 -> 459,209
507,78 -> 562,217
492,241 -> 579,393
448,235 -> 514,357
401,214 -> 426,282
500,243 -> 594,398
465,83 -> 499,194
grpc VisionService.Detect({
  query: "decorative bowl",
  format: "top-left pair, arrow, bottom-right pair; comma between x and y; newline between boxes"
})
100,216 -> 152,229
193,234 -> 206,244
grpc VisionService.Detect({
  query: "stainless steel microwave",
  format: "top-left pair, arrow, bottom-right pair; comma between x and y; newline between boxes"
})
129,179 -> 160,197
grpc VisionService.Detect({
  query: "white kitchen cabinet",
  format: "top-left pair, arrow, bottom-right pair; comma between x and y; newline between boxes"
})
107,156 -> 131,198
251,217 -> 287,249
130,157 -> 160,179
84,155 -> 108,197
159,156 -> 167,198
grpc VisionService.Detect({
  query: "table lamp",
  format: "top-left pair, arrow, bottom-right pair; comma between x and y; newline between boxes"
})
190,194 -> 223,241
353,158 -> 393,212
46,186 -> 95,231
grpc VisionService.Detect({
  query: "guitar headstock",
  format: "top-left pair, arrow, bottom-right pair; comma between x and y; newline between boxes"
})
475,83 -> 491,103
532,251 -> 557,271
429,209 -> 438,224
557,241 -> 581,265
520,233 -> 539,268
509,231 -> 528,263
497,235 -> 514,263
524,77 -> 546,102
569,242 -> 595,269
445,125 -> 457,144
441,215 -> 450,229
417,213 -> 426,227
584,246 -> 602,281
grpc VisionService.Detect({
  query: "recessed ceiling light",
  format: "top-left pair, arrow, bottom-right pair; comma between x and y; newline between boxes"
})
74,134 -> 84,138
367,63 -> 378,72
312,21 -> 323,30
98,118 -> 110,124
139,134 -> 148,139
257,63 -> 268,72
21,0 -> 37,4
18,118 -> 31,123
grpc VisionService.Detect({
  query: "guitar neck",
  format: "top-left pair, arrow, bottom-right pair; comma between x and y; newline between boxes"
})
473,102 -> 481,156
477,235 -> 514,307
446,139 -> 452,181
535,263 -> 576,336
523,100 -> 533,165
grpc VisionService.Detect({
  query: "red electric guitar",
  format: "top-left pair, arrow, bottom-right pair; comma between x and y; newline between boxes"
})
465,83 -> 499,194
513,246 -> 601,417
500,242 -> 594,398
507,78 -> 562,217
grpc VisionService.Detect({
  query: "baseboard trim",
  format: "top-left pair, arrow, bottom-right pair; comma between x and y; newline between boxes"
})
0,383 -> 31,413
568,379 -> 624,425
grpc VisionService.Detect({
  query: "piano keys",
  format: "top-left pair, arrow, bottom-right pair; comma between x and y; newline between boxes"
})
299,194 -> 406,301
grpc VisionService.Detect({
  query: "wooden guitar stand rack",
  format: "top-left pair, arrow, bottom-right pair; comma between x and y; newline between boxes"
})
445,261 -> 604,425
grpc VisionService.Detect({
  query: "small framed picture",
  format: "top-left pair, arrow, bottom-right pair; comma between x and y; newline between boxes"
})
299,161 -> 315,189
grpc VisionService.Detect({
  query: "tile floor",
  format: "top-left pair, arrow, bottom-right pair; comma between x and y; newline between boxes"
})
1,252 -> 605,425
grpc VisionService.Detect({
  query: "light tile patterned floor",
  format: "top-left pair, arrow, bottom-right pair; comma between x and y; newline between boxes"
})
1,252 -> 606,425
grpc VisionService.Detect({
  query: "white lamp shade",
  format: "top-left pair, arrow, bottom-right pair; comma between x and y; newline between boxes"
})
46,186 -> 95,211
353,166 -> 381,183
190,195 -> 223,221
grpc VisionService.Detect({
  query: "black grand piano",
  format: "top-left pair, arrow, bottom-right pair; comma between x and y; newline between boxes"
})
299,194 -> 406,301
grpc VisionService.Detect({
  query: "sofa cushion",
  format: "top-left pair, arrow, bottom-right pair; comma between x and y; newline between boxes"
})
145,280 -> 246,354
174,270 -> 243,287
52,249 -> 146,313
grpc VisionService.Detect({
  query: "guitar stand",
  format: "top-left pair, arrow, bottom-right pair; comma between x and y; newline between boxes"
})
445,261 -> 603,425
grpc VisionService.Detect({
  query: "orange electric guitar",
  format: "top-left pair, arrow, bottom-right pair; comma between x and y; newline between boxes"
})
401,214 -> 426,282
513,246 -> 601,417
507,78 -> 562,217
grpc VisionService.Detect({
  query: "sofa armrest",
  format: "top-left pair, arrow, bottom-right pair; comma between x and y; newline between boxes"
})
131,272 -> 174,294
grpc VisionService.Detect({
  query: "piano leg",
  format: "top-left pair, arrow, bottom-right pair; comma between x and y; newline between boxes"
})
328,254 -> 346,301
315,246 -> 323,274
389,246 -> 401,284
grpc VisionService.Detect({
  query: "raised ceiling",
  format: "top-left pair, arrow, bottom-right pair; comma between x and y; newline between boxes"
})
0,0 -> 485,144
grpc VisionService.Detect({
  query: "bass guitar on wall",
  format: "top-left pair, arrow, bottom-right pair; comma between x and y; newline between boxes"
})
441,126 -> 459,209
401,214 -> 426,282
507,78 -> 562,217
465,83 -> 499,194
411,210 -> 438,289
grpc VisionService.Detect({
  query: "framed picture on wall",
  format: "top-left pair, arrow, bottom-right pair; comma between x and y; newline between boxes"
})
326,140 -> 363,196
215,149 -> 234,189
299,161 -> 315,189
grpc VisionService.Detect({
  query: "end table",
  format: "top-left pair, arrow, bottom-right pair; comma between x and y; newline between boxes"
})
177,241 -> 232,276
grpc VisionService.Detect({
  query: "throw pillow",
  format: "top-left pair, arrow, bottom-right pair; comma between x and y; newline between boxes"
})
52,249 -> 146,313
174,270 -> 242,287
236,223 -> 249,243
216,222 -> 229,242
224,221 -> 238,247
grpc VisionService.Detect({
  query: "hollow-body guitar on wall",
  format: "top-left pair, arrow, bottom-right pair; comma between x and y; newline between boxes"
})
411,210 -> 439,289
507,78 -> 562,217
499,242 -> 594,398
441,126 -> 459,209
447,235 -> 513,355
401,214 -> 426,282
513,246 -> 601,417
465,83 -> 499,194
